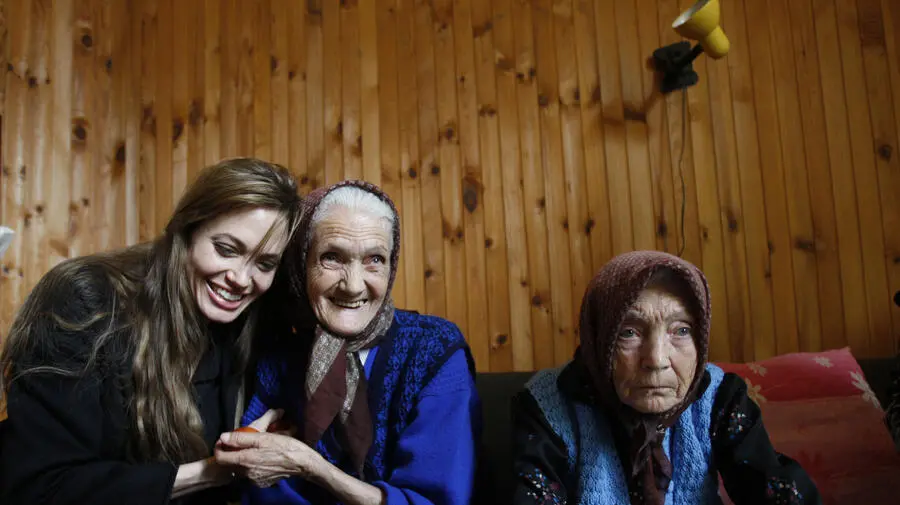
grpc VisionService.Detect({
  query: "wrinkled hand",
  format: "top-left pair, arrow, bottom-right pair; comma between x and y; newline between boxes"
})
217,409 -> 294,455
214,428 -> 322,489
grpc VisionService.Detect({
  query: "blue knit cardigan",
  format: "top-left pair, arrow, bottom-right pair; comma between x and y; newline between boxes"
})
240,310 -> 481,505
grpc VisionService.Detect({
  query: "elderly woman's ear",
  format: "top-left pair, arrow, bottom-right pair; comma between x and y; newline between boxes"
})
511,251 -> 822,505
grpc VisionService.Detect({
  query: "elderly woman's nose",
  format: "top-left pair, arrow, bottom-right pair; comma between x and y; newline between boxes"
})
339,263 -> 366,294
640,328 -> 670,370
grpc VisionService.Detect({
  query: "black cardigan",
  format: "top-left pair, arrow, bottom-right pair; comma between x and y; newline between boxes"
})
0,263 -> 245,505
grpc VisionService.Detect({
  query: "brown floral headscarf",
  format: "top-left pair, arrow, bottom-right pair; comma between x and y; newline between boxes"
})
575,250 -> 711,505
285,180 -> 400,475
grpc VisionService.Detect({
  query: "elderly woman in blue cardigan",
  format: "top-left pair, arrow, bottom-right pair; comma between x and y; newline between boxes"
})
511,251 -> 821,505
215,180 -> 481,505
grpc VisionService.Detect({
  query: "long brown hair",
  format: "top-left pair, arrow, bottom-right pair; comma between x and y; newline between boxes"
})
0,157 -> 301,464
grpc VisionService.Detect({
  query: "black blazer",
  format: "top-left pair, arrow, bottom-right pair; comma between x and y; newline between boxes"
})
0,263 -> 245,505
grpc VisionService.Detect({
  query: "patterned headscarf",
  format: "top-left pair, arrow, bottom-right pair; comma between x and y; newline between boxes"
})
576,250 -> 711,505
286,180 -> 400,475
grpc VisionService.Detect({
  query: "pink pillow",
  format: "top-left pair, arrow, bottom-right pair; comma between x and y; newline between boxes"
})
713,348 -> 900,505
715,347 -> 876,403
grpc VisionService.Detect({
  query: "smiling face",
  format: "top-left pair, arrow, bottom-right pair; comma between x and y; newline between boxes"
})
612,277 -> 698,414
188,207 -> 289,324
305,205 -> 392,337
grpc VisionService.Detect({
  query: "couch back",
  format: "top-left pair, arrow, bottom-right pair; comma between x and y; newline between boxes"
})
470,357 -> 896,505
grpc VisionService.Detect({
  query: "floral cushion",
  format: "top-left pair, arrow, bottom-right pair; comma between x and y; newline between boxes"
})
714,347 -> 900,505
715,347 -> 880,405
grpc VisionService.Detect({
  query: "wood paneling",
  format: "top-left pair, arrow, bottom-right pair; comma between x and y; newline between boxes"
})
1,0 -> 899,372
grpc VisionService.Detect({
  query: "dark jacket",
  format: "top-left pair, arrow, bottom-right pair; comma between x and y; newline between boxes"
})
0,262 -> 244,505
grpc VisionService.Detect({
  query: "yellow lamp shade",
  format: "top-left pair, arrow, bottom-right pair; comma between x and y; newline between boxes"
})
673,0 -> 730,59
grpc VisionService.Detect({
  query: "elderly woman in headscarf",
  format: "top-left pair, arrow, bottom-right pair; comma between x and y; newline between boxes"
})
511,251 -> 821,505
214,180 -> 481,505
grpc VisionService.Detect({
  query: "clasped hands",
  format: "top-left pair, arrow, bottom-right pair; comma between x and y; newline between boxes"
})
214,408 -> 323,489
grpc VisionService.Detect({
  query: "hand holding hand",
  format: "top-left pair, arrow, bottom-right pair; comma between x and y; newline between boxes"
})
214,430 -> 322,488
219,408 -> 295,451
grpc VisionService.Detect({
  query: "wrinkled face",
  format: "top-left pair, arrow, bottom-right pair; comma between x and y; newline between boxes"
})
188,208 -> 289,324
612,281 -> 698,414
306,205 -> 392,337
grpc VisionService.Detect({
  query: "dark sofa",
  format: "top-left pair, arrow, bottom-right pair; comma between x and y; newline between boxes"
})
471,357 -> 897,504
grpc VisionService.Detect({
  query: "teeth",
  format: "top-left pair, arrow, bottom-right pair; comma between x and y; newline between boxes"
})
333,299 -> 366,309
212,285 -> 243,302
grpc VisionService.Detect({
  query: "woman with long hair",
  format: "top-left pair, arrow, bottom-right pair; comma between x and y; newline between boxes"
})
0,157 -> 302,505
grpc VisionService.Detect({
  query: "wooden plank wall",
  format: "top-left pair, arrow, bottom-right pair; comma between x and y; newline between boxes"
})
1,0 -> 899,372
